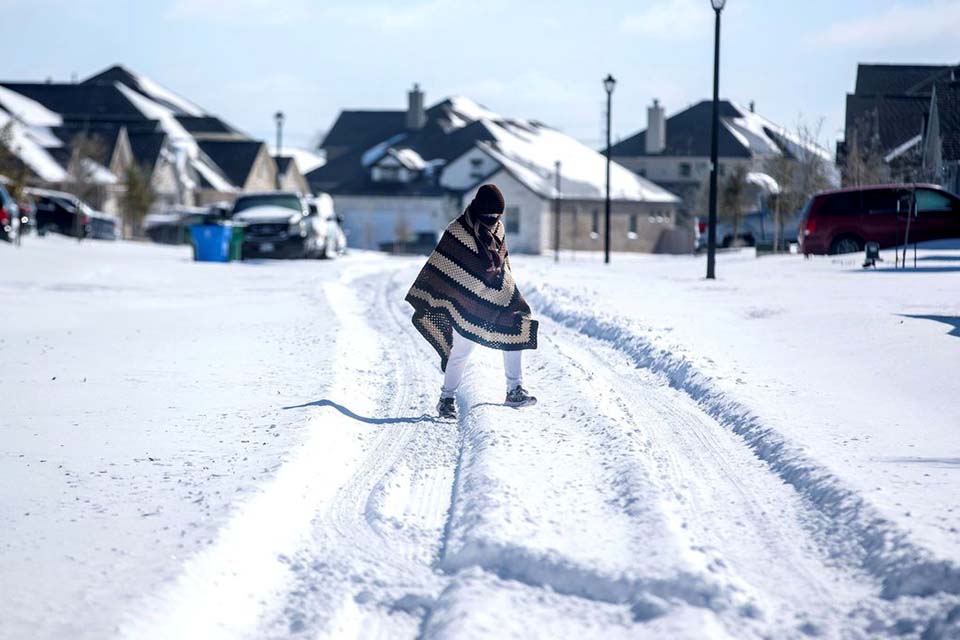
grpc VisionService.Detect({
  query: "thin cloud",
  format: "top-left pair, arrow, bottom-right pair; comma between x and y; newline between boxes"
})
621,0 -> 713,39
816,1 -> 960,47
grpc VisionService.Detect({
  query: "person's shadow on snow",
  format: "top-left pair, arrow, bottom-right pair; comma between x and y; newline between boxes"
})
282,399 -> 437,425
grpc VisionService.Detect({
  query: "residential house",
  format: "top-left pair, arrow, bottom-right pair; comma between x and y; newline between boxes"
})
609,99 -> 835,216
0,64 -> 282,220
838,63 -> 960,183
274,156 -> 311,194
196,140 -> 276,204
308,86 -> 680,253
922,81 -> 960,194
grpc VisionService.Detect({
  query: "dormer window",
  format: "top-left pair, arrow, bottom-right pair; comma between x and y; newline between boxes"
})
370,147 -> 426,183
373,165 -> 406,183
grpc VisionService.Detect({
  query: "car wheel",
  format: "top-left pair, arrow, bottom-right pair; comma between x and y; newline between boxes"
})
829,235 -> 863,255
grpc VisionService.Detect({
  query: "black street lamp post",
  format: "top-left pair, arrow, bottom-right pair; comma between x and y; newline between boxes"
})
603,74 -> 616,265
274,110 -> 285,190
705,0 -> 726,280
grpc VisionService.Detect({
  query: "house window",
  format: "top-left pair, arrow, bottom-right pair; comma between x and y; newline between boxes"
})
590,209 -> 600,239
373,165 -> 401,182
679,162 -> 692,177
504,206 -> 520,234
628,214 -> 638,239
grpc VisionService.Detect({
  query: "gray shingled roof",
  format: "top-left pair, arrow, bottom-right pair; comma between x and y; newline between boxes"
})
854,64 -> 958,96
308,104 -> 496,196
935,82 -> 960,162
844,94 -> 929,152
197,140 -> 265,188
0,82 -> 145,122
321,110 -> 407,150
608,100 -> 753,158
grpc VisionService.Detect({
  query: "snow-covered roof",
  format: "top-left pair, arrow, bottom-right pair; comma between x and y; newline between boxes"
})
442,98 -> 678,202
723,102 -> 832,163
0,85 -> 62,127
746,171 -> 780,194
343,95 -> 678,203
389,147 -> 427,170
268,145 -> 326,174
883,134 -> 922,163
116,82 -> 233,192
0,109 -> 69,182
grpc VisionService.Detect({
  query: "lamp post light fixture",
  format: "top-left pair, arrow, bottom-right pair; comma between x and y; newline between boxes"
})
274,110 -> 285,190
603,73 -> 616,265
705,0 -> 726,279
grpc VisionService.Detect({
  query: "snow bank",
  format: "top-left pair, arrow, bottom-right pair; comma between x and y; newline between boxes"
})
525,282 -> 960,600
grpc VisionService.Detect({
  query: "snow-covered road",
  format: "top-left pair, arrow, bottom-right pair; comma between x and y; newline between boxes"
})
2,238 -> 959,639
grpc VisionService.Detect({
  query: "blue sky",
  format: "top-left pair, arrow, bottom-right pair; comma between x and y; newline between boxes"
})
5,0 -> 958,151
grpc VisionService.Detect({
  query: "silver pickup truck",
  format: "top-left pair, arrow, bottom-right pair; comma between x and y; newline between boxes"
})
694,210 -> 801,251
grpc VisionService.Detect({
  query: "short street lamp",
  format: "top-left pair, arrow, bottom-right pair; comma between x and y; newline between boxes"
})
603,74 -> 616,265
705,0 -> 726,279
274,110 -> 285,190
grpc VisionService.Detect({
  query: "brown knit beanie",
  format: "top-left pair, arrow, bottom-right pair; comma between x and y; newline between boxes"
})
469,184 -> 505,220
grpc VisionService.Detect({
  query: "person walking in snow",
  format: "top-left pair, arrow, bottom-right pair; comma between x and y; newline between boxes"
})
405,184 -> 539,420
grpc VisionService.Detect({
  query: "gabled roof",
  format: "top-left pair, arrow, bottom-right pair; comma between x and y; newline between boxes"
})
854,64 -> 958,96
197,140 -> 265,188
609,100 -> 830,162
844,93 -> 930,152
610,101 -> 748,158
310,95 -> 678,203
83,65 -> 206,116
49,122 -> 123,157
0,82 -> 144,121
274,156 -> 294,175
321,110 -> 406,150
934,82 -> 960,162
175,115 -> 242,136
128,131 -> 167,172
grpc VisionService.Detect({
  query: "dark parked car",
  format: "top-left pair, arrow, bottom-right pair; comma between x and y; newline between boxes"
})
29,189 -> 117,240
0,183 -> 20,243
230,191 -> 334,259
144,206 -> 209,245
799,184 -> 960,255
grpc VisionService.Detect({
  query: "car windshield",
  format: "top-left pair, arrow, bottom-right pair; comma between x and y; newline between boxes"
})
232,194 -> 301,214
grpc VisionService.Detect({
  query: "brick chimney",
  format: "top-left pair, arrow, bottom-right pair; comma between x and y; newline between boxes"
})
407,83 -> 426,131
645,99 -> 666,154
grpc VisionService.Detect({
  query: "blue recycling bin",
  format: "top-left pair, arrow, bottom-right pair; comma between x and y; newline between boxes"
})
190,224 -> 233,262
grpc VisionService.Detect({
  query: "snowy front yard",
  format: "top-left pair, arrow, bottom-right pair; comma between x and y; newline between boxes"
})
1,237 -> 958,639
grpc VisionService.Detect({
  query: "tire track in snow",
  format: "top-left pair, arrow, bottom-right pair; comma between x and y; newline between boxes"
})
526,284 -> 960,603
116,263 -> 395,640
541,324 -> 871,637
259,265 -> 461,638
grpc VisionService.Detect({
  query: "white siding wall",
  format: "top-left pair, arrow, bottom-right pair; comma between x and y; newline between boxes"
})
461,170 -> 549,254
332,194 -> 458,250
441,147 -> 501,190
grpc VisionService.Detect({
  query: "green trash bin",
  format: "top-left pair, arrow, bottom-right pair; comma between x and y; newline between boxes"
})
228,223 -> 246,261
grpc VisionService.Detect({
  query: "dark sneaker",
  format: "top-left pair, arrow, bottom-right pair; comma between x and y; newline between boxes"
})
437,397 -> 457,420
505,385 -> 537,408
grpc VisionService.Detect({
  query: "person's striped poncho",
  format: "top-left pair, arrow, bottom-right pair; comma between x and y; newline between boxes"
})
405,214 -> 538,371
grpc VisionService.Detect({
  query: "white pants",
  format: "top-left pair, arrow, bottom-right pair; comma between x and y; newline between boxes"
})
441,330 -> 522,399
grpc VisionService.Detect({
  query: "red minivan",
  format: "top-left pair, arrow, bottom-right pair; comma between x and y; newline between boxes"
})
799,184 -> 960,255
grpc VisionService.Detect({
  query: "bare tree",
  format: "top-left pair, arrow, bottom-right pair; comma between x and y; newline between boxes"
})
841,115 -> 888,187
67,132 -> 107,204
0,122 -> 31,201
763,153 -> 795,252
121,163 -> 155,239
720,165 -> 750,247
